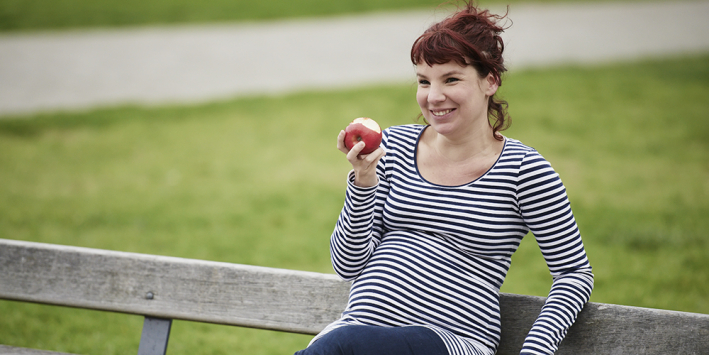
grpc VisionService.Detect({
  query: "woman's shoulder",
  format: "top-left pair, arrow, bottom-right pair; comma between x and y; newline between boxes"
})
384,124 -> 426,136
501,137 -> 546,160
498,137 -> 557,173
500,137 -> 560,181
382,124 -> 426,146
502,137 -> 536,153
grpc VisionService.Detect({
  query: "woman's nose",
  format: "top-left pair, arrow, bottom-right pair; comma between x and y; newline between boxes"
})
428,84 -> 445,103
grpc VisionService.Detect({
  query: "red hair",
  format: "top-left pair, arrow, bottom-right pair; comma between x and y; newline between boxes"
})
411,1 -> 510,140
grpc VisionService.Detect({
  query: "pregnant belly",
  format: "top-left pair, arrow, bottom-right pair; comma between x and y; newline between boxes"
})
343,232 -> 501,338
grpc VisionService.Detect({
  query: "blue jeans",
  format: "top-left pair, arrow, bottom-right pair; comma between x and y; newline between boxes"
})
294,324 -> 449,355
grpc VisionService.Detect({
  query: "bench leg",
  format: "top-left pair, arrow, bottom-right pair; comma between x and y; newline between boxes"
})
137,317 -> 172,355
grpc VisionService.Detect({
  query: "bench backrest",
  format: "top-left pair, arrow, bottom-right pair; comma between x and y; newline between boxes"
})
1,238 -> 708,354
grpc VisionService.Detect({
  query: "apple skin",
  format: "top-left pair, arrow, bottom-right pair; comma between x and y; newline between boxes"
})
344,117 -> 383,155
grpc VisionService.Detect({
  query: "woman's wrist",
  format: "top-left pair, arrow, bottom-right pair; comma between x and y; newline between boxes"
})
348,170 -> 379,190
354,171 -> 378,188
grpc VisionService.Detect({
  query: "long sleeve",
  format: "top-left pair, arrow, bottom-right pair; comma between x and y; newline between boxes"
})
330,137 -> 390,281
517,151 -> 594,354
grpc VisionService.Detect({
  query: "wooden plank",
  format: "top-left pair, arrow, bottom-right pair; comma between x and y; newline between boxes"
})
0,345 -> 77,355
559,301 -> 709,355
497,290 -> 709,354
1,238 -> 708,354
0,238 -> 350,334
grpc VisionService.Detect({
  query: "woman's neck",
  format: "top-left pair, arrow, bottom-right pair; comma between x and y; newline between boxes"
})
425,124 -> 501,163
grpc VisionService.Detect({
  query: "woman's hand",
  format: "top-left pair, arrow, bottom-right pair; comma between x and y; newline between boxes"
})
337,130 -> 385,188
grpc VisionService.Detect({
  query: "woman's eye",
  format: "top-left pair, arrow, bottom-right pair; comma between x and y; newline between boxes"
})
446,77 -> 460,83
418,79 -> 430,85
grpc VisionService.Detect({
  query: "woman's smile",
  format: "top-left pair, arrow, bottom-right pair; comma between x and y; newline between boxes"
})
430,108 -> 457,122
431,108 -> 455,117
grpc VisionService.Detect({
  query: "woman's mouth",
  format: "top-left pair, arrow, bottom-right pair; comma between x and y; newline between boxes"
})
431,108 -> 454,117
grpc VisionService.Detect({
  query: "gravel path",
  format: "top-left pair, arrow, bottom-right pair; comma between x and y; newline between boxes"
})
1,1 -> 708,116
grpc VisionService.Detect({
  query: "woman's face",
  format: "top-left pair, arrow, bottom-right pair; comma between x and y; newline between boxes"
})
416,61 -> 497,138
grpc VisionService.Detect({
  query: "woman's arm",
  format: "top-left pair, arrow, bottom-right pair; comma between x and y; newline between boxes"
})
517,151 -> 594,355
330,129 -> 390,281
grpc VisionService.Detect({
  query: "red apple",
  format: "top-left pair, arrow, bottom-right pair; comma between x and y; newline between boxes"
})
344,117 -> 383,155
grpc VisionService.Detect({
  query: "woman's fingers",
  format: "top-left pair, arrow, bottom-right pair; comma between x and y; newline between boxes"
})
336,127 -> 386,187
336,130 -> 350,154
366,147 -> 386,169
346,141 -> 367,161
351,147 -> 385,187
339,130 -> 370,161
351,146 -> 385,169
337,131 -> 385,183
369,147 -> 386,162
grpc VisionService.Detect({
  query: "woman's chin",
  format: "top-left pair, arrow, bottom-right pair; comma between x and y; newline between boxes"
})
428,119 -> 459,135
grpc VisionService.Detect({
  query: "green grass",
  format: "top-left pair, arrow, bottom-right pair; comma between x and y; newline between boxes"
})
0,0 -> 663,32
497,55 -> 709,313
1,54 -> 708,353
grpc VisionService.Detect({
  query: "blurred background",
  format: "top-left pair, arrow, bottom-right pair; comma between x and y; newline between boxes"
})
0,0 -> 707,354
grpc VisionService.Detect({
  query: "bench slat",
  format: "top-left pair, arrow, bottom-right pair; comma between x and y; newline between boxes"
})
1,238 -> 708,354
0,238 -> 349,334
0,345 -> 77,355
497,293 -> 709,354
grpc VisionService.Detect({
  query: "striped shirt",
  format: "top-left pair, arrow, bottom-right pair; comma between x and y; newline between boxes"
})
316,124 -> 594,355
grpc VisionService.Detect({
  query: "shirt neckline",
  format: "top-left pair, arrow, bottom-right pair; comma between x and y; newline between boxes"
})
412,125 -> 507,188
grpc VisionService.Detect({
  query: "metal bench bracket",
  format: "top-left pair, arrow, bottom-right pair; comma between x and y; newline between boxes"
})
137,317 -> 172,355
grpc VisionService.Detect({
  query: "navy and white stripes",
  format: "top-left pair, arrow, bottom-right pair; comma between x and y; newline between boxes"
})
318,124 -> 593,355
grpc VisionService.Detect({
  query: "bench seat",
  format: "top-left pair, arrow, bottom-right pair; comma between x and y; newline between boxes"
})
1,238 -> 708,355
0,345 -> 77,355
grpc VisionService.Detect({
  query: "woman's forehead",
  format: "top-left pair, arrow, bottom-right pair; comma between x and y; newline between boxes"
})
415,61 -> 475,76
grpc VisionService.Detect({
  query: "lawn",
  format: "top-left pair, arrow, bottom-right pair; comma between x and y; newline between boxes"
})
1,54 -> 708,354
0,0 -> 663,32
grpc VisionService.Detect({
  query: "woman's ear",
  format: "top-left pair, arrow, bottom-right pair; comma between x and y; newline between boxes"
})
485,73 -> 498,96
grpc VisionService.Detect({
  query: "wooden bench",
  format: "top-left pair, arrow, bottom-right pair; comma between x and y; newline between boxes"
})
1,238 -> 707,355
